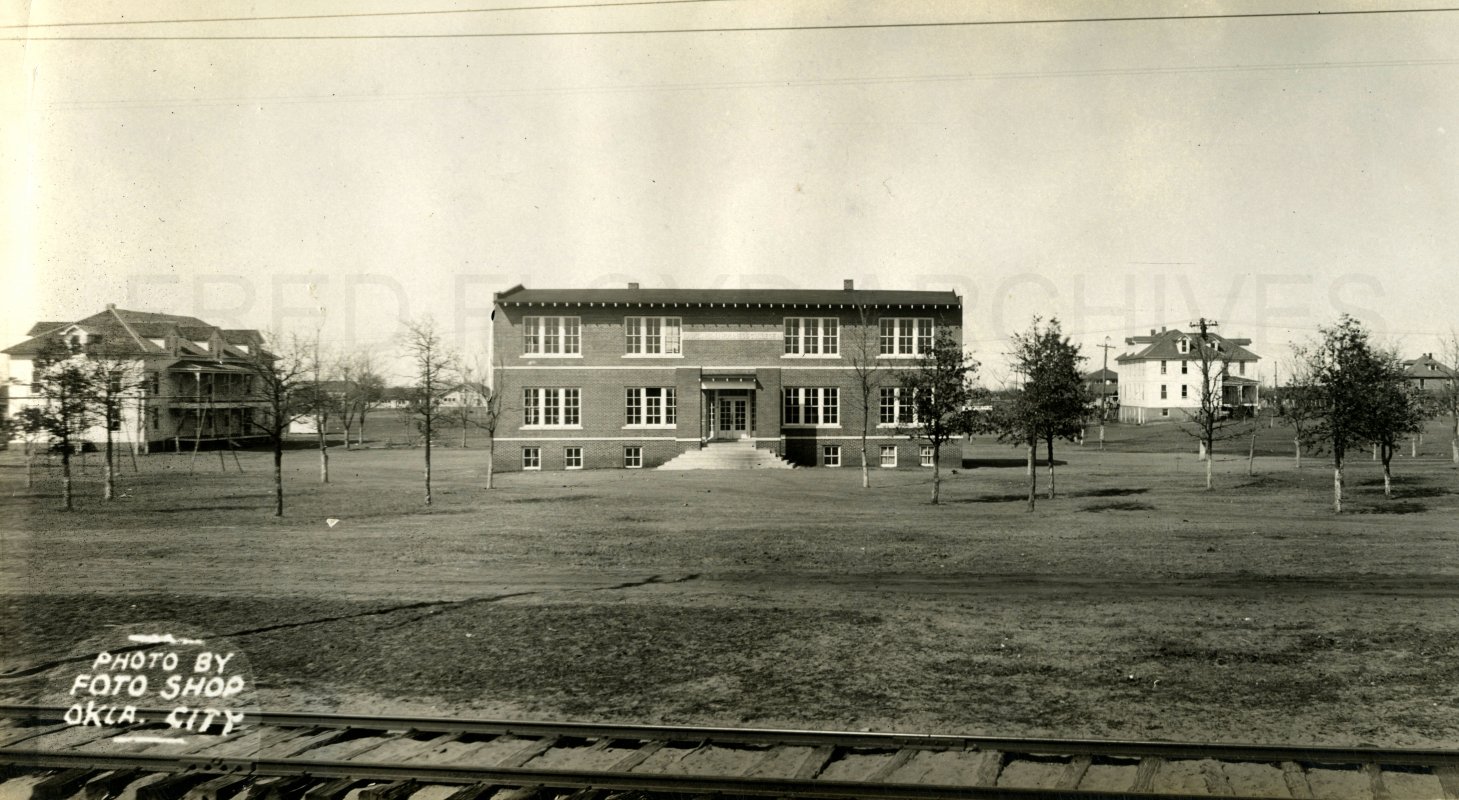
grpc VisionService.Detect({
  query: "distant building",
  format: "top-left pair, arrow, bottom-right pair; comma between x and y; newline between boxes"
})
490,281 -> 963,470
1403,353 -> 1457,394
3,306 -> 269,451
1083,368 -> 1118,407
1114,327 -> 1260,424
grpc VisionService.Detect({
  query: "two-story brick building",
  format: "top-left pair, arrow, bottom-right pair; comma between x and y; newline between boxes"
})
491,282 -> 963,470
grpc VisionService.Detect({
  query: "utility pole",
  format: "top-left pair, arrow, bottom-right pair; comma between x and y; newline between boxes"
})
1098,336 -> 1115,451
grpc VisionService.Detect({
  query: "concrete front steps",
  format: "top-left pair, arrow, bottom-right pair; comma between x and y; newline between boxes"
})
657,440 -> 796,470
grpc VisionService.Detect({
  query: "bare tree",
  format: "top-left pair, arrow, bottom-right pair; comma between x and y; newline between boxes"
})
295,339 -> 338,483
337,349 -> 386,449
242,332 -> 314,517
899,327 -> 978,505
26,339 -> 100,511
1275,357 -> 1322,469
1439,330 -> 1459,465
401,317 -> 457,505
1179,318 -> 1250,490
88,349 -> 146,501
846,305 -> 891,488
456,355 -> 505,488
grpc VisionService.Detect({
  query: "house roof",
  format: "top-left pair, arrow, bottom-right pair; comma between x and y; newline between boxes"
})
494,284 -> 962,309
3,307 -> 264,359
1115,328 -> 1259,364
1403,354 -> 1457,380
1084,367 -> 1118,382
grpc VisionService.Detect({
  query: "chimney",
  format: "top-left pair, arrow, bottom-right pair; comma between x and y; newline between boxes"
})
1150,329 -> 1156,336
106,303 -> 116,310
1161,326 -> 1167,333
843,279 -> 854,291
627,282 -> 640,290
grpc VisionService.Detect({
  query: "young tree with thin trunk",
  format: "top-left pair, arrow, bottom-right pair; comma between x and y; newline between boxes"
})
26,340 -> 101,511
1369,350 -> 1431,499
899,327 -> 977,505
847,305 -> 890,489
337,349 -> 385,449
297,340 -> 338,484
1177,318 -> 1251,491
88,351 -> 145,501
987,318 -> 1085,509
456,355 -> 505,488
242,332 -> 313,517
1292,315 -> 1390,513
1275,359 -> 1321,470
1438,330 -> 1459,465
402,317 -> 457,505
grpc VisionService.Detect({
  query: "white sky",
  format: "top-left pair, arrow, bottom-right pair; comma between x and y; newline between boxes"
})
3,0 -> 1457,384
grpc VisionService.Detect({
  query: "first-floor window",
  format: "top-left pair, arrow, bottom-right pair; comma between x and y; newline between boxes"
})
624,446 -> 643,468
523,387 -> 581,427
523,447 -> 541,470
920,445 -> 935,467
880,445 -> 898,468
1181,384 -> 1189,399
823,445 -> 841,467
1160,384 -> 1168,400
564,447 -> 583,469
783,387 -> 839,425
626,387 -> 677,426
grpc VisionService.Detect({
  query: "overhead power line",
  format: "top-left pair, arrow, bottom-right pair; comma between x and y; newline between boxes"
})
0,0 -> 732,30
3,5 -> 1459,41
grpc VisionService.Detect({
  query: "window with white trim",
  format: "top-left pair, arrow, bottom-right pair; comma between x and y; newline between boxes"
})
1181,384 -> 1189,399
783,317 -> 839,356
822,445 -> 841,467
1177,337 -> 1191,354
564,447 -> 583,469
625,387 -> 677,426
878,387 -> 918,425
920,445 -> 935,467
1160,384 -> 1168,400
879,318 -> 934,356
783,387 -> 839,426
623,446 -> 643,468
880,445 -> 898,467
523,387 -> 581,427
1160,360 -> 1168,375
522,316 -> 581,356
625,317 -> 682,355
1238,361 -> 1246,376
522,447 -> 541,470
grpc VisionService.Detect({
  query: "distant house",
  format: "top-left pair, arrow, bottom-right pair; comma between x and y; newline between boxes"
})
1083,368 -> 1118,407
3,305 -> 270,451
1403,353 -> 1457,394
1114,327 -> 1260,424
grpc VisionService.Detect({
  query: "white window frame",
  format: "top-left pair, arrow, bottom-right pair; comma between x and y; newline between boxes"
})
521,316 -> 581,357
878,318 -> 934,357
878,386 -> 918,426
783,387 -> 839,427
1181,360 -> 1188,375
623,446 -> 643,469
624,316 -> 682,356
1160,360 -> 1168,375
1177,337 -> 1191,354
625,387 -> 677,428
522,447 -> 542,471
1181,384 -> 1189,399
880,445 -> 898,468
822,445 -> 841,467
523,387 -> 582,428
1160,384 -> 1168,400
783,317 -> 839,357
920,445 -> 935,467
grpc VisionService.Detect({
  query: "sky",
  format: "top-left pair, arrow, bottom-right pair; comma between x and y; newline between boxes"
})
3,0 -> 1457,385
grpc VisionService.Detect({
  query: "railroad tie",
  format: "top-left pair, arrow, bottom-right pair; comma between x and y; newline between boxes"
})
1130,756 -> 1166,793
793,745 -> 837,780
182,773 -> 252,800
247,775 -> 318,800
495,784 -> 544,800
299,777 -> 362,800
442,783 -> 499,800
1056,755 -> 1092,790
1280,761 -> 1314,799
1201,761 -> 1236,796
358,779 -> 420,800
972,749 -> 1006,787
499,737 -> 560,769
82,768 -> 145,799
1364,763 -> 1391,800
864,749 -> 917,782
28,767 -> 92,800
608,740 -> 665,772
1436,766 -> 1459,800
135,771 -> 215,800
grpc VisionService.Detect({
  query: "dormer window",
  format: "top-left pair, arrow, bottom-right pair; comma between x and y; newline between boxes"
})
1176,337 -> 1191,354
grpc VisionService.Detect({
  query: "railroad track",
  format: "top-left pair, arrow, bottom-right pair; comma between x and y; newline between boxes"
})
1,704 -> 1456,799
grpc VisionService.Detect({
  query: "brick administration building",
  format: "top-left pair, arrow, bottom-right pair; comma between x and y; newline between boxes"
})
492,282 -> 963,471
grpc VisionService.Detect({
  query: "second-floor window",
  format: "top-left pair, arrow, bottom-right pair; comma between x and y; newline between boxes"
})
783,317 -> 839,356
522,316 -> 581,356
879,318 -> 933,356
523,387 -> 581,427
626,387 -> 677,426
783,387 -> 839,426
625,317 -> 681,355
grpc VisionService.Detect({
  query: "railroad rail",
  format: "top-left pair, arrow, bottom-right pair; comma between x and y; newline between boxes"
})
1,704 -> 1457,799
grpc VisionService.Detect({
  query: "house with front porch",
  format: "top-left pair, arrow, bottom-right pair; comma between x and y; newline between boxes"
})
491,281 -> 963,470
1114,326 -> 1260,424
4,306 -> 271,451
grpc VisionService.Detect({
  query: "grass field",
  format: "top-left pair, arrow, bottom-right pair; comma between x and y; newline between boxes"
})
2,422 -> 1458,748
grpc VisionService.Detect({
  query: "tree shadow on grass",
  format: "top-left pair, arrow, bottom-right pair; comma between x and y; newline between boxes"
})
961,458 -> 1067,469
948,493 -> 1029,504
1071,487 -> 1149,498
503,494 -> 600,504
1081,501 -> 1156,512
1351,501 -> 1427,515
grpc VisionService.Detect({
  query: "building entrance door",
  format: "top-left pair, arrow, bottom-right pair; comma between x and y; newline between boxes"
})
717,397 -> 748,439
